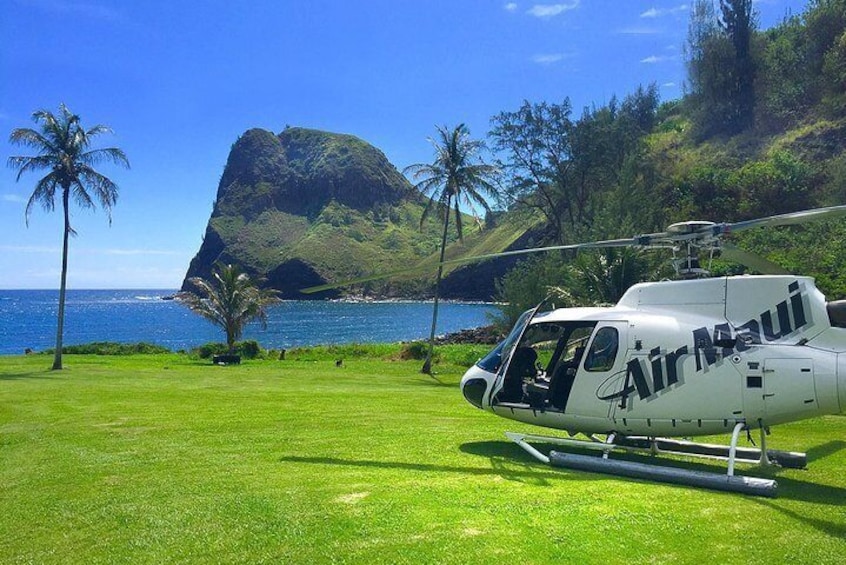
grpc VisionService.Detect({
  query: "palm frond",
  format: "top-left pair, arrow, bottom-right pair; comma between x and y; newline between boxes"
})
9,104 -> 128,230
82,146 -> 130,168
25,176 -> 59,224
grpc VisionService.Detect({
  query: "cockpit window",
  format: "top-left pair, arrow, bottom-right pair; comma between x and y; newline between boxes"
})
476,309 -> 534,373
584,327 -> 619,372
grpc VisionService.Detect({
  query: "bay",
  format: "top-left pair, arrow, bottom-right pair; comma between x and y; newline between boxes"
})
0,290 -> 497,355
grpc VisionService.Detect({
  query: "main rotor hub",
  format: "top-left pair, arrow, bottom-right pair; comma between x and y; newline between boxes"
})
666,221 -> 717,235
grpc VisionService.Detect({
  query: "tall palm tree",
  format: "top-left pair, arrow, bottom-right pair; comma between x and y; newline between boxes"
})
8,104 -> 129,370
404,124 -> 498,374
179,263 -> 281,354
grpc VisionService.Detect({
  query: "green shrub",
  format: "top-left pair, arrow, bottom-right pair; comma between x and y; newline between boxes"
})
193,341 -> 265,359
43,342 -> 171,355
238,340 -> 261,359
399,341 -> 432,361
194,342 -> 229,359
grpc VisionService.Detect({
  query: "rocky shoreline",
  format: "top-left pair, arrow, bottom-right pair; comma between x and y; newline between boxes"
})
434,325 -> 504,345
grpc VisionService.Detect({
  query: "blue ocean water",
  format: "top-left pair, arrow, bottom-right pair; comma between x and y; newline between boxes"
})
0,290 -> 498,355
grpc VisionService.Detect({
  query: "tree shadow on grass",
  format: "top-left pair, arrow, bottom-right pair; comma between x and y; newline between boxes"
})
0,370 -> 59,381
406,374 -> 456,387
278,443 -> 593,486
806,439 -> 846,463
751,495 -> 846,539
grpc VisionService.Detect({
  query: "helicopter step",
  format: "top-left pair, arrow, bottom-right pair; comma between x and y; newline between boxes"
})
506,425 -> 784,497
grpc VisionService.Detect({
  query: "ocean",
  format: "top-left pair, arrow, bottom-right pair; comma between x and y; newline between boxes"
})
0,290 -> 498,355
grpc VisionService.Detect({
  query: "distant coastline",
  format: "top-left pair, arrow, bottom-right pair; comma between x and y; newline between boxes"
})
0,289 -> 497,356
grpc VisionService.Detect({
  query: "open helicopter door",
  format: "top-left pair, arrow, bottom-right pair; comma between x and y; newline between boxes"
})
486,301 -> 548,407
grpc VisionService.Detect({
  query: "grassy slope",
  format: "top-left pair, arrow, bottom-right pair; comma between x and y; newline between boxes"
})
221,195 -> 533,294
1,352 -> 844,564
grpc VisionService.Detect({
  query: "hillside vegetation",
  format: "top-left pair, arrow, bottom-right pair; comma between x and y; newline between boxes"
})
491,0 -> 846,320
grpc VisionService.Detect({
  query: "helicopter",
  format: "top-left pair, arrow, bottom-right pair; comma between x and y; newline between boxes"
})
304,205 -> 846,496
457,205 -> 846,496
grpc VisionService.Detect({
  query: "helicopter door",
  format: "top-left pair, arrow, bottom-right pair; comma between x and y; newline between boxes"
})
573,322 -> 629,418
761,358 -> 817,423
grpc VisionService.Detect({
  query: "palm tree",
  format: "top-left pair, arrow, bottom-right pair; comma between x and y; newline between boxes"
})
8,104 -> 129,370
179,263 -> 281,354
404,124 -> 498,374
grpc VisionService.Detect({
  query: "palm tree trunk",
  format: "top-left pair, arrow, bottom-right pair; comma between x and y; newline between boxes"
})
422,198 -> 451,375
52,187 -> 70,370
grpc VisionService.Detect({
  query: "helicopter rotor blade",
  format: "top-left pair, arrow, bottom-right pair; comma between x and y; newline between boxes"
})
436,237 -> 639,268
299,205 -> 846,294
300,265 -> 426,294
300,237 -> 638,294
721,204 -> 846,235
719,242 -> 791,275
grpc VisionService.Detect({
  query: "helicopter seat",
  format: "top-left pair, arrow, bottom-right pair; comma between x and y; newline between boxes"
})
548,366 -> 577,410
497,346 -> 537,403
548,346 -> 585,411
525,380 -> 549,410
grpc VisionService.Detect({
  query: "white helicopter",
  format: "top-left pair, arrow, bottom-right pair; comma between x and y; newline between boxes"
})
456,205 -> 846,496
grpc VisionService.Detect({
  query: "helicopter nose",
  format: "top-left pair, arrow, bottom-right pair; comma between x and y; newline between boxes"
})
460,365 -> 496,409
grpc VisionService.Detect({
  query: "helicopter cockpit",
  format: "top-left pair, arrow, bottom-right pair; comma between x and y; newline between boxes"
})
493,319 -> 620,412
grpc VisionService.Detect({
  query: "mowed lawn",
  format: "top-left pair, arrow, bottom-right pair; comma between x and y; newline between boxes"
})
1,351 -> 845,564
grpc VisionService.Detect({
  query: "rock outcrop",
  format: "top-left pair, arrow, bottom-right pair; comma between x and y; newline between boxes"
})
183,126 -> 529,300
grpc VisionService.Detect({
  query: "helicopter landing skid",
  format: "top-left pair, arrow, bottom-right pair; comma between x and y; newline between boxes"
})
505,424 -> 794,497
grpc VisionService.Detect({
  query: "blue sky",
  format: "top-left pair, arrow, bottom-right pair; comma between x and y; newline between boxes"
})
1,0 -> 808,289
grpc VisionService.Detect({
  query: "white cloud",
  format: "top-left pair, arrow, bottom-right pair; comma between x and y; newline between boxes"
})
527,1 -> 580,18
618,26 -> 660,35
640,4 -> 688,18
2,194 -> 25,203
532,53 -> 566,64
504,2 -> 518,12
640,54 -> 674,63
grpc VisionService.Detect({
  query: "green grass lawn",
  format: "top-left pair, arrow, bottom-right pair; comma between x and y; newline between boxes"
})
1,350 -> 845,564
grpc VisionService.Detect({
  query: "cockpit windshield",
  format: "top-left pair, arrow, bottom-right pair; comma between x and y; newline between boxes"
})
476,309 -> 535,373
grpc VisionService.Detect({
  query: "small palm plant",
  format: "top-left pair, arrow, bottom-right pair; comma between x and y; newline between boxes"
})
178,263 -> 281,355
